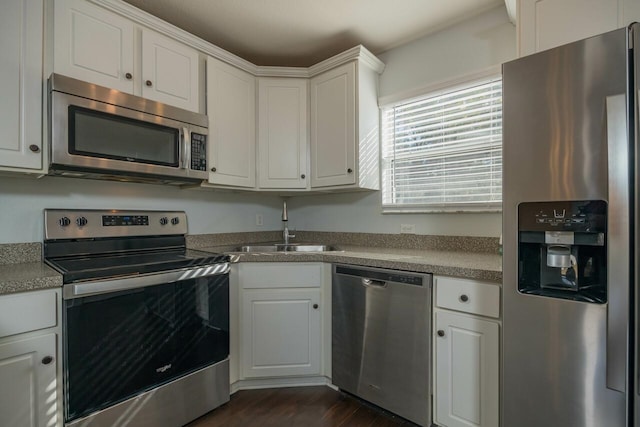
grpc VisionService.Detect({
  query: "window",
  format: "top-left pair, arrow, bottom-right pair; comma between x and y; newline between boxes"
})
381,78 -> 502,212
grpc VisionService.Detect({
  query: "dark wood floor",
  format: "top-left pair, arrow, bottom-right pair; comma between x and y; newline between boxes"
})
186,386 -> 417,427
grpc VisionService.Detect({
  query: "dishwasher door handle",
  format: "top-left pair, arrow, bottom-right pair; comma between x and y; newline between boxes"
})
362,278 -> 387,288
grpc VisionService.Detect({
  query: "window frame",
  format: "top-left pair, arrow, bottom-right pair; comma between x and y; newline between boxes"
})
379,69 -> 503,214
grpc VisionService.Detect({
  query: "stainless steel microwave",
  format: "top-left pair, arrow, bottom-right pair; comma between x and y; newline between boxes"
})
49,74 -> 208,185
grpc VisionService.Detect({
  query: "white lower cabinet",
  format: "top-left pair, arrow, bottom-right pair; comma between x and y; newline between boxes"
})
241,288 -> 321,377
237,262 -> 328,381
0,333 -> 57,427
434,276 -> 500,427
0,289 -> 61,427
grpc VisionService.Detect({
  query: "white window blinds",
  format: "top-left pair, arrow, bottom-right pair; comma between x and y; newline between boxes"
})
381,78 -> 502,212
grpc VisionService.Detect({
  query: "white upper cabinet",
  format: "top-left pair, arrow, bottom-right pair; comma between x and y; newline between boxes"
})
0,0 -> 44,171
207,56 -> 256,188
54,0 -> 135,93
310,54 -> 382,190
518,0 -> 640,56
54,0 -> 200,112
258,78 -> 308,189
310,63 -> 356,188
141,30 -> 200,111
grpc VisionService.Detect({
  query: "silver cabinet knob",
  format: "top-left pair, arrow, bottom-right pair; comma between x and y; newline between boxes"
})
125,72 -> 133,80
437,330 -> 445,337
29,144 -> 40,153
146,80 -> 153,87
460,294 -> 469,302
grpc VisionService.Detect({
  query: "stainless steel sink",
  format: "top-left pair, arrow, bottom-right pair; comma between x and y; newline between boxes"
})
235,243 -> 337,252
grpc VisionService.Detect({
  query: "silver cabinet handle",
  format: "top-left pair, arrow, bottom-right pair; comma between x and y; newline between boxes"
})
180,127 -> 190,170
605,94 -> 629,393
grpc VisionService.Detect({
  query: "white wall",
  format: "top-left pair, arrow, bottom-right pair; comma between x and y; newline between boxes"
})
0,176 -> 283,243
377,5 -> 516,100
289,6 -> 516,238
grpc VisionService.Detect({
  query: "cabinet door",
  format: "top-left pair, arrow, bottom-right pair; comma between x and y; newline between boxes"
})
435,311 -> 499,427
141,30 -> 200,112
258,78 -> 308,189
0,333 -> 57,427
207,57 -> 256,188
310,62 -> 356,188
54,0 -> 135,93
518,0 -> 619,56
241,288 -> 321,378
0,0 -> 43,170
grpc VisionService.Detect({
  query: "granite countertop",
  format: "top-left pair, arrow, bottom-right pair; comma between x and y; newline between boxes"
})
0,262 -> 63,295
0,233 -> 502,296
198,245 -> 502,282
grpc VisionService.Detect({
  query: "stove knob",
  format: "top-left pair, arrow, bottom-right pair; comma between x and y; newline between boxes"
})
59,217 -> 71,227
160,217 -> 169,226
171,217 -> 180,225
76,217 -> 88,227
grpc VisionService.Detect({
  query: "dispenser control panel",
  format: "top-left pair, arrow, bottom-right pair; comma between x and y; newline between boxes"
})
519,200 -> 606,233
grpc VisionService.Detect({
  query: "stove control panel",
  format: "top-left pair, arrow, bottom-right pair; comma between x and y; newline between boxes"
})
44,209 -> 188,240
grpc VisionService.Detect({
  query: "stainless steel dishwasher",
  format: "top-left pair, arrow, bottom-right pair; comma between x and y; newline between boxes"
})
332,264 -> 432,426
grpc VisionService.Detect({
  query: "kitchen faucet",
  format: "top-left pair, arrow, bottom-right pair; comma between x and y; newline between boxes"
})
282,201 -> 295,245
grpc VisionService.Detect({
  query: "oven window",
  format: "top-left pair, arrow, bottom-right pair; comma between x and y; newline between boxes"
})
69,106 -> 179,166
63,274 -> 229,422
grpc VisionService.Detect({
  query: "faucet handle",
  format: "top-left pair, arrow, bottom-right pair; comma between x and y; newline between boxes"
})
282,201 -> 288,221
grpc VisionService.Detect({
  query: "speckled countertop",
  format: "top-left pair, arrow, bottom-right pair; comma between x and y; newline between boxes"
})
0,232 -> 502,296
0,242 -> 62,295
197,245 -> 502,282
0,262 -> 63,295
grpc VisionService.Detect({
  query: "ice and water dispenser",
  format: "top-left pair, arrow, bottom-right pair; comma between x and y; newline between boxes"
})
518,200 -> 607,303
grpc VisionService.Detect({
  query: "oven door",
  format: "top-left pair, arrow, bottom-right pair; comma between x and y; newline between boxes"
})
62,266 -> 229,423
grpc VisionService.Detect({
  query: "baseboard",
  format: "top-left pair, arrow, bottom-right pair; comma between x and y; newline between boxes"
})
231,375 -> 331,394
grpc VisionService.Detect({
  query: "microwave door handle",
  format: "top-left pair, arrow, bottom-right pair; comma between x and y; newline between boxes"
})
605,94 -> 629,393
181,127 -> 190,170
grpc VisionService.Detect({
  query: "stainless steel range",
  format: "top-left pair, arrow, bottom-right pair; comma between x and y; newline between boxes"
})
44,209 -> 230,427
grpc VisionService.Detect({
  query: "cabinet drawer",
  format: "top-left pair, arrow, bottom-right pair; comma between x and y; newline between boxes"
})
0,289 -> 58,338
240,263 -> 323,289
435,276 -> 500,318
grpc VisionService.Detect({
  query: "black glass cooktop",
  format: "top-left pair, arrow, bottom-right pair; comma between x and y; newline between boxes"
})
46,249 -> 229,283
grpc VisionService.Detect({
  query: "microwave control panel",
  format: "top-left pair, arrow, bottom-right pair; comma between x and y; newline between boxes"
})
191,133 -> 207,171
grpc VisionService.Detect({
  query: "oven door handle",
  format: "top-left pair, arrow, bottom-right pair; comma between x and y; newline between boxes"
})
63,263 -> 230,299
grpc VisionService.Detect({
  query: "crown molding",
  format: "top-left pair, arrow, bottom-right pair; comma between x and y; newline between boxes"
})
90,0 -> 258,74
90,0 -> 384,78
309,45 -> 385,77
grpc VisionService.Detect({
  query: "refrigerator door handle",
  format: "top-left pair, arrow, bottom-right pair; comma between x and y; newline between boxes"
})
605,94 -> 630,393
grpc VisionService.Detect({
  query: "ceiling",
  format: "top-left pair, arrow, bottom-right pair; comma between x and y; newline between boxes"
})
123,0 -> 505,67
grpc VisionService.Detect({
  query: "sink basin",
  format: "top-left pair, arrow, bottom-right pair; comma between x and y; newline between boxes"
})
235,243 -> 337,252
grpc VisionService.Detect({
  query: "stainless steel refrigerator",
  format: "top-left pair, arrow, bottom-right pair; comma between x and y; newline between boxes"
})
502,24 -> 639,426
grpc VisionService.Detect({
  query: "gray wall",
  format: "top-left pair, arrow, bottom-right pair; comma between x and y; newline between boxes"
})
0,176 -> 283,243
289,6 -> 516,238
286,191 -> 502,237
0,6 -> 516,243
